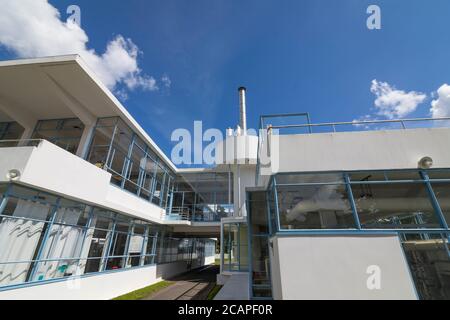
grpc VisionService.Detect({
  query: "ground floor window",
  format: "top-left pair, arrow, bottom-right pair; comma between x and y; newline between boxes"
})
401,232 -> 450,300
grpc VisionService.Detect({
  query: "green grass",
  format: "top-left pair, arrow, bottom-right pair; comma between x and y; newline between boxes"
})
214,259 -> 220,266
206,284 -> 223,300
112,280 -> 173,300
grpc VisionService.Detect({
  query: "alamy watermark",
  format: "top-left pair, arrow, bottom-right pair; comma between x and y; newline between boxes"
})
67,5 -> 81,27
367,5 -> 381,30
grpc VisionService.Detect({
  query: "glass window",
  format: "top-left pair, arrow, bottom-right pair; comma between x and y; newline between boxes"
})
401,233 -> 450,300
0,122 -> 24,143
352,182 -> 441,229
84,228 -> 110,273
87,126 -> 115,168
276,184 -> 355,229
430,183 -> 450,227
0,184 -> 7,199
32,119 -> 85,154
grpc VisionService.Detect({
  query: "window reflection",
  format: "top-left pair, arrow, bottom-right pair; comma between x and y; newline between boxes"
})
352,182 -> 440,229
32,119 -> 85,154
277,184 -> 354,229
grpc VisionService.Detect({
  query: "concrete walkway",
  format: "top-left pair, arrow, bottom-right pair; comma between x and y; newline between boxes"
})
143,265 -> 218,300
214,273 -> 250,300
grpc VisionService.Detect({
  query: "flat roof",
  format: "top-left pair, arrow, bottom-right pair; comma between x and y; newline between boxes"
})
0,55 -> 177,172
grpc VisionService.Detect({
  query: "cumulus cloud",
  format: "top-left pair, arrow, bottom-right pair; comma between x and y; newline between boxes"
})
370,80 -> 426,119
430,84 -> 450,118
0,0 -> 159,95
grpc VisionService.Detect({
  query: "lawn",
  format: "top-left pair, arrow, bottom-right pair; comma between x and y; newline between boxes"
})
206,284 -> 223,300
112,280 -> 173,300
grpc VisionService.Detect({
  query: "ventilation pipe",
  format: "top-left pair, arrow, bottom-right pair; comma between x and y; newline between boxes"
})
238,87 -> 247,136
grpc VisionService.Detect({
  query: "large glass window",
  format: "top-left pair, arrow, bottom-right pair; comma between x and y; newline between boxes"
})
271,171 -> 449,231
223,223 -> 248,272
0,186 -> 57,286
87,117 -> 175,209
32,119 -> 85,154
276,183 -> 355,230
401,233 -> 450,300
169,172 -> 233,222
351,181 -> 440,229
430,183 -> 450,227
248,191 -> 272,299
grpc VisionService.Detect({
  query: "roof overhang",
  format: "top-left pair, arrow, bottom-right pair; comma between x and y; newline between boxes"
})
0,55 -> 177,172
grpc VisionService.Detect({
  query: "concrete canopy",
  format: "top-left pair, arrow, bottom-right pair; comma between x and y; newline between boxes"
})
0,55 -> 177,172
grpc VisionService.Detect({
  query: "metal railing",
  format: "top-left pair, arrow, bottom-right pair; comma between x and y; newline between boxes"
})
0,139 -> 43,148
267,116 -> 450,134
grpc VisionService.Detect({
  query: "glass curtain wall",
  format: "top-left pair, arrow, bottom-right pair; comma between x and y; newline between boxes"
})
0,184 -> 158,288
31,119 -> 85,154
86,117 -> 175,209
170,172 -> 233,221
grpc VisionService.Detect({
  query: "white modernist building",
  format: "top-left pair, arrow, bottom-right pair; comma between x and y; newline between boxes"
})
0,55 -> 449,300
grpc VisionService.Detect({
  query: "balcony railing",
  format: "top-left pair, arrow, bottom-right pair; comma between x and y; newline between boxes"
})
266,116 -> 450,134
0,139 -> 43,148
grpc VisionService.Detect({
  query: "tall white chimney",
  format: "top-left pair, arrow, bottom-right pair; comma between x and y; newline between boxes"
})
238,87 -> 247,135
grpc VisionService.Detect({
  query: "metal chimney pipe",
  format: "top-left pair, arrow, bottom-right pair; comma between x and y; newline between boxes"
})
238,87 -> 247,135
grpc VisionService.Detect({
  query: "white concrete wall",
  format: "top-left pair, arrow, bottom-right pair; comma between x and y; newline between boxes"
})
270,128 -> 450,174
270,235 -> 417,300
0,141 -> 165,224
0,265 -> 159,300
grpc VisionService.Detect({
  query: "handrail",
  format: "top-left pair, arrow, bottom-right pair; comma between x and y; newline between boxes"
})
0,139 -> 44,147
268,116 -> 450,132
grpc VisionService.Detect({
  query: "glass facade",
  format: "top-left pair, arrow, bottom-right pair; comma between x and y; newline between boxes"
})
248,191 -> 272,299
222,222 -> 248,272
0,183 -> 215,289
170,172 -> 234,222
86,117 -> 175,209
31,119 -> 85,154
272,170 -> 450,231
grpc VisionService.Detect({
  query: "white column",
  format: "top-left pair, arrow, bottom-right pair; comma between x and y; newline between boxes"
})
76,124 -> 95,158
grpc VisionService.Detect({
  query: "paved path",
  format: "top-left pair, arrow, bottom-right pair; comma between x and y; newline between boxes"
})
143,265 -> 219,300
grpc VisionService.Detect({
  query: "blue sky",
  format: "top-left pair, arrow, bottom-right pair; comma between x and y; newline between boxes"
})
1,0 -> 450,157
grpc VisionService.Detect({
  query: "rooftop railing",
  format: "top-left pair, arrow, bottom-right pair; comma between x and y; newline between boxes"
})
265,116 -> 450,134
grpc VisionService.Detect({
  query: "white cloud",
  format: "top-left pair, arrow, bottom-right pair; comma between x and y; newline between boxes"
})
161,74 -> 172,88
370,80 -> 426,119
430,84 -> 450,118
0,0 -> 159,95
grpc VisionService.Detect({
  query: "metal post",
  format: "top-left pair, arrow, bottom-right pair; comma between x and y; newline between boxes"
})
102,215 -> 117,271
420,171 -> 449,229
273,177 -> 281,232
28,198 -> 61,281
344,173 -> 362,229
